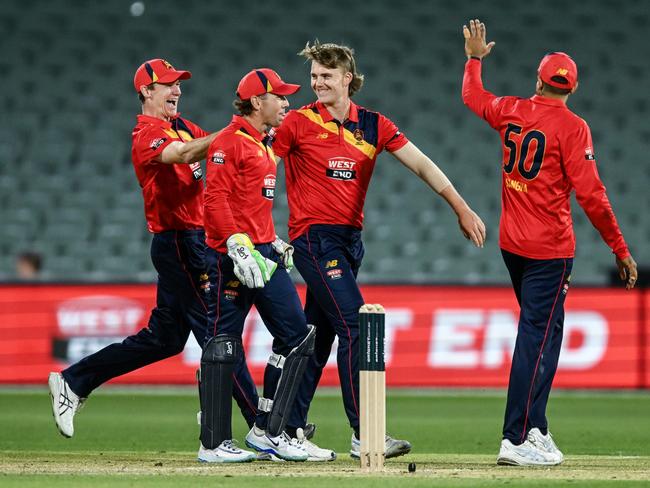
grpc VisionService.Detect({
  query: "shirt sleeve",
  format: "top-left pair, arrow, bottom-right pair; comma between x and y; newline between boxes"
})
379,114 -> 409,153
563,120 -> 630,260
272,111 -> 298,158
462,58 -> 507,129
204,138 -> 239,249
133,125 -> 174,165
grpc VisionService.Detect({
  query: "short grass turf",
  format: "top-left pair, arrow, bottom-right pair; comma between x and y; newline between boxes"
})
1,388 -> 649,486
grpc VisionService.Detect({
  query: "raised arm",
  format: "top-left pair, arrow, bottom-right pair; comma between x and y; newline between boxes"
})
391,141 -> 486,248
461,19 -> 502,124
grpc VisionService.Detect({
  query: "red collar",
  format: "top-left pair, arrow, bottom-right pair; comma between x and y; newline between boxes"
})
232,115 -> 266,142
530,95 -> 568,109
136,113 -> 182,129
315,100 -> 359,123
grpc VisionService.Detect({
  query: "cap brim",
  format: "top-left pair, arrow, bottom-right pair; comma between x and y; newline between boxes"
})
270,83 -> 301,96
156,70 -> 192,84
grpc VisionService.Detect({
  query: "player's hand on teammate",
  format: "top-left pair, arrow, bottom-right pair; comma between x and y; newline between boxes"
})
271,235 -> 294,271
458,208 -> 486,248
226,233 -> 277,288
616,255 -> 638,290
463,18 -> 495,59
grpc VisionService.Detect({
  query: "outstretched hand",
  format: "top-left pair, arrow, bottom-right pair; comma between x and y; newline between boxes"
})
463,18 -> 495,59
616,255 -> 638,290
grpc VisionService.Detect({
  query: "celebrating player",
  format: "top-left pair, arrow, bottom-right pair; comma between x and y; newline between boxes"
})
461,20 -> 638,466
48,59 -> 259,447
273,41 -> 487,458
199,68 -> 334,463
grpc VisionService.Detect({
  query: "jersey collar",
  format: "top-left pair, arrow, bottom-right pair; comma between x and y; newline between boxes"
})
232,115 -> 266,142
530,95 -> 568,108
136,113 -> 182,129
315,100 -> 359,124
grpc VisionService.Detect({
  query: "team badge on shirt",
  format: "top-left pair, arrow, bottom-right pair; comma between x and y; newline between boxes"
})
584,147 -> 595,160
353,128 -> 364,144
326,157 -> 357,181
210,150 -> 226,164
150,137 -> 166,150
262,173 -> 276,200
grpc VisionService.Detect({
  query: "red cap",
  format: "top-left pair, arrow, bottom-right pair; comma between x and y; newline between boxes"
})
236,68 -> 300,100
538,52 -> 578,89
133,59 -> 191,92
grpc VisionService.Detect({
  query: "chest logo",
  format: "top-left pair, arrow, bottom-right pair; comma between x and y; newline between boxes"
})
353,128 -> 364,144
317,132 -> 329,139
210,150 -> 225,165
326,157 -> 357,181
262,173 -> 276,200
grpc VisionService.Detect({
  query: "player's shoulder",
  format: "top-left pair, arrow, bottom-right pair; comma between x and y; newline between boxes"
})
291,102 -> 319,118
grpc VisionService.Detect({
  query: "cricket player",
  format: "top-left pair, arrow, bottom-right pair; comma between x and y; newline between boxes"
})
273,41 -> 487,458
462,19 -> 638,466
48,59 -> 259,446
198,68 -> 332,463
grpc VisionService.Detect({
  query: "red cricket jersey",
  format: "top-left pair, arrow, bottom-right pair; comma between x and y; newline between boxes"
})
204,115 -> 277,252
131,114 -> 207,233
462,59 -> 629,260
273,101 -> 408,240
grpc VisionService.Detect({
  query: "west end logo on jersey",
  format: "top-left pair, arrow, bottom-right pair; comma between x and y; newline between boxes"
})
190,161 -> 203,180
326,157 -> 357,181
210,150 -> 226,165
262,173 -> 276,200
150,137 -> 166,150
584,147 -> 595,160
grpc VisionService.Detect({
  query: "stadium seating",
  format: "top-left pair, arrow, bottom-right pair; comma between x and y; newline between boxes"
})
1,0 -> 647,284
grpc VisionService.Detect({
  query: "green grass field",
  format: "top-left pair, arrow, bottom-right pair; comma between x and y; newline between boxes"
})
1,388 -> 649,486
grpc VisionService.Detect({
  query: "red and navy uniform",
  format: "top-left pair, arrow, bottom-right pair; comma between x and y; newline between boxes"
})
273,101 -> 408,433
204,115 -> 310,432
463,58 -> 630,443
61,114 -> 259,427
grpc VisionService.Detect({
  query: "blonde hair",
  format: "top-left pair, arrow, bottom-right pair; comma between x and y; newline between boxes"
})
299,40 -> 364,96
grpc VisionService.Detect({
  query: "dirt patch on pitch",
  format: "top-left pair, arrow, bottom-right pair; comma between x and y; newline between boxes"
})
1,452 -> 649,481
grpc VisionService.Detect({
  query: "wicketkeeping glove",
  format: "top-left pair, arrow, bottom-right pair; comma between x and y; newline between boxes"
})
226,233 -> 277,288
271,235 -> 294,271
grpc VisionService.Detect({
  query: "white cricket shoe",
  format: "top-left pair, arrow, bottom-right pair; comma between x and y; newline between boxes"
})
527,428 -> 564,464
496,438 -> 560,466
198,440 -> 256,463
48,372 -> 85,438
350,433 -> 412,459
294,427 -> 336,462
245,426 -> 308,461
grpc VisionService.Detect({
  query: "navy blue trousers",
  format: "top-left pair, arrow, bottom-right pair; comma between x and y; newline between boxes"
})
287,225 -> 365,433
501,249 -> 573,444
63,230 -> 259,427
205,243 -> 310,429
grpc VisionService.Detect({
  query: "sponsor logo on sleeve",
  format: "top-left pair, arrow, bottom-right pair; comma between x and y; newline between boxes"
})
262,173 -> 276,200
326,157 -> 357,181
210,150 -> 226,164
150,137 -> 166,150
585,147 -> 595,160
190,161 -> 203,180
